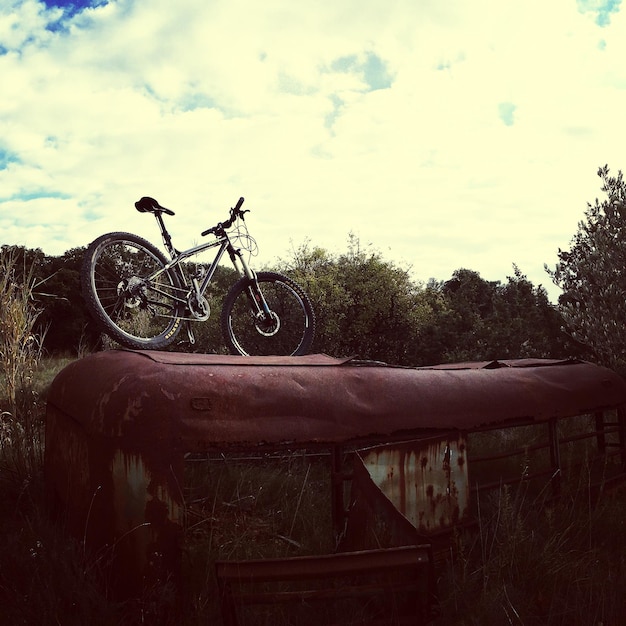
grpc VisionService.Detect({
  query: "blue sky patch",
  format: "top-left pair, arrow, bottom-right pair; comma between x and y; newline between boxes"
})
0,150 -> 21,170
577,0 -> 622,26
41,0 -> 110,21
331,55 -> 358,73
328,52 -> 393,92
41,0 -> 106,9
362,53 -> 393,91
10,190 -> 72,202
179,92 -> 218,112
324,94 -> 344,133
498,102 -> 516,126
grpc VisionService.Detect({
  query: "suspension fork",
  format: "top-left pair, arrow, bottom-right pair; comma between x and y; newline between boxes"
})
228,246 -> 272,318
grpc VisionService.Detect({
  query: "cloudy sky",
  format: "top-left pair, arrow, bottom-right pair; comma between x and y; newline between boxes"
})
1,0 -> 625,301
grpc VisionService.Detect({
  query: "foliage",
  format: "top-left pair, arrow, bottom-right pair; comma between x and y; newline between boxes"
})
1,244 -> 100,355
282,239 -> 571,366
37,247 -> 102,354
281,236 -> 434,364
546,165 -> 626,370
430,266 -> 570,364
182,264 -> 239,353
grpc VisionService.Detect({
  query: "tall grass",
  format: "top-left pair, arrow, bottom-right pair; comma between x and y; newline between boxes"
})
439,460 -> 626,625
182,452 -> 334,624
0,248 -> 46,483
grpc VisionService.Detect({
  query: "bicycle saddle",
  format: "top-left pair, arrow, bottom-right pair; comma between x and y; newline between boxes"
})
135,196 -> 175,216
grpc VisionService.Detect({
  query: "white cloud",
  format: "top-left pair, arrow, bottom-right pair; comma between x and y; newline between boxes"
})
1,0 -> 626,303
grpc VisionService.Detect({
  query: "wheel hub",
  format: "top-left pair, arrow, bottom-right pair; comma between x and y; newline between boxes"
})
254,311 -> 280,336
117,276 -> 145,309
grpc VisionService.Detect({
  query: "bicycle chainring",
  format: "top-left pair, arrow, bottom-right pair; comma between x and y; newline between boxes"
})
187,293 -> 210,321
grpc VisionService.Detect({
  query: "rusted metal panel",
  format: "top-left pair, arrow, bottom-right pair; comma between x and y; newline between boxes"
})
45,403 -> 184,598
44,350 -> 626,598
46,351 -> 626,450
215,545 -> 438,625
359,435 -> 469,534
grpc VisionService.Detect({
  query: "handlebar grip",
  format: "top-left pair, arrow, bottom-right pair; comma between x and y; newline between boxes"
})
201,197 -> 245,237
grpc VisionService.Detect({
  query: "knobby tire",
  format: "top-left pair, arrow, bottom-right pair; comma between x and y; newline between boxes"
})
81,232 -> 183,350
221,271 -> 315,356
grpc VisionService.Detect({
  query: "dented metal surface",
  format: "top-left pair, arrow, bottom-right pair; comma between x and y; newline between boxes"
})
46,351 -> 626,449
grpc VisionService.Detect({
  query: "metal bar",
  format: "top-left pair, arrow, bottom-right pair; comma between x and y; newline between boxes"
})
595,411 -> 607,454
619,407 -> 626,471
215,545 -> 431,582
331,446 -> 346,542
559,429 -> 617,445
470,440 -> 549,463
215,545 -> 438,625
234,580 -> 422,605
548,418 -> 562,498
471,467 -> 556,493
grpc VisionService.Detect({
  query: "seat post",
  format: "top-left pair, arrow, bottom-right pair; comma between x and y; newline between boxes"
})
154,212 -> 175,256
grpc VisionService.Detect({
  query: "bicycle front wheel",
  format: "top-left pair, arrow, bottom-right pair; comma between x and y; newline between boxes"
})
81,232 -> 184,350
221,271 -> 315,356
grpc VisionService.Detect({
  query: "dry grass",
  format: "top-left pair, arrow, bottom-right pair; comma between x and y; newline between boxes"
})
181,452 -> 334,624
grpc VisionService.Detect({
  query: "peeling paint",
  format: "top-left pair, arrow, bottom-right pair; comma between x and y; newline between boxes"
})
360,436 -> 469,532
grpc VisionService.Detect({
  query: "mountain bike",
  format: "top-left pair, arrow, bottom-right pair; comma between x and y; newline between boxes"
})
81,196 -> 315,356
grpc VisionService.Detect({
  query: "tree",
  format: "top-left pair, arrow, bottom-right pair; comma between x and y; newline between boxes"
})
36,247 -> 102,353
279,236 -> 435,365
279,239 -> 569,366
423,267 -> 570,364
546,165 -> 626,369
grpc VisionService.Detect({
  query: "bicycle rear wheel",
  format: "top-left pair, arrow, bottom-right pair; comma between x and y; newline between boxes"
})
221,271 -> 315,356
81,232 -> 183,350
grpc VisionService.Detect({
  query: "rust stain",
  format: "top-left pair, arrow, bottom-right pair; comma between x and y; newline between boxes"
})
360,435 -> 470,532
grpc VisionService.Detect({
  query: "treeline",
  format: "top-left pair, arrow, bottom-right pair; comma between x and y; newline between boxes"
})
2,240 -> 580,366
285,239 -> 576,365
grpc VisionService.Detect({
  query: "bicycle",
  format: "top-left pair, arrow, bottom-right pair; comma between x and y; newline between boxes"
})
81,196 -> 315,356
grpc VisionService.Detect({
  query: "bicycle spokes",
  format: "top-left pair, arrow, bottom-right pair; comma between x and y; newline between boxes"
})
90,239 -> 181,341
223,273 -> 314,356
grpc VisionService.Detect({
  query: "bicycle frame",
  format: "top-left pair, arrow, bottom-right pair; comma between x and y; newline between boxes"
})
148,210 -> 262,323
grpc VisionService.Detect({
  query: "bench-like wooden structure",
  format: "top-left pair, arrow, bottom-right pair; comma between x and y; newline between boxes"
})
215,545 -> 439,625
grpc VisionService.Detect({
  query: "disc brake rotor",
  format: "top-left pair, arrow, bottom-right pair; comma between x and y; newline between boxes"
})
254,311 -> 280,337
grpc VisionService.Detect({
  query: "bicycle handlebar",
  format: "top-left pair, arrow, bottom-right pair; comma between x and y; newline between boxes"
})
201,197 -> 246,237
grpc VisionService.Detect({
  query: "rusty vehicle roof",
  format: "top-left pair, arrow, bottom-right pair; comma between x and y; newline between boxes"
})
46,350 -> 626,450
